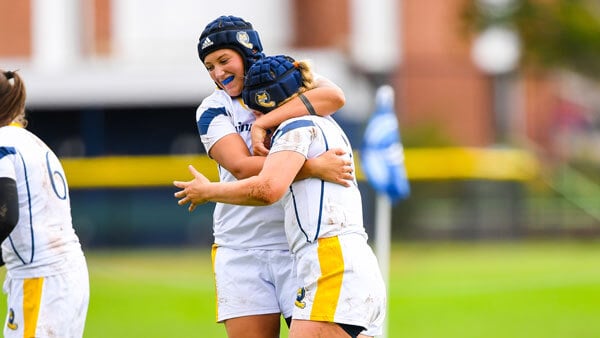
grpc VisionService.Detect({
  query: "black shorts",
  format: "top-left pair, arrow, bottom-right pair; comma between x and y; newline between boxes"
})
338,323 -> 366,338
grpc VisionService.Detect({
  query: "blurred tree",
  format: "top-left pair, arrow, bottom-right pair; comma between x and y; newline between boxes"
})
462,0 -> 600,79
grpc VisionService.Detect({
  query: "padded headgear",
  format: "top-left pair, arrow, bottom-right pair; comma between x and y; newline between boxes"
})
198,15 -> 264,71
242,55 -> 303,114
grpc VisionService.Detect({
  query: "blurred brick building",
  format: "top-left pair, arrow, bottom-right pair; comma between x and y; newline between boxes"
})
0,0 -> 557,150
292,0 -> 557,150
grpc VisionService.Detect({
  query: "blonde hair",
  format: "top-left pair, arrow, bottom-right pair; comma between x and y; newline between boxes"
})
0,70 -> 27,127
278,59 -> 316,106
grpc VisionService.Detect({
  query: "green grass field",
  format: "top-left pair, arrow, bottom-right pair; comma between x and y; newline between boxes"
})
1,240 -> 599,337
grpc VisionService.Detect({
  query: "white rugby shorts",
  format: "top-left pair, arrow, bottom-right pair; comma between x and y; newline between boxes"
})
292,234 -> 387,336
212,245 -> 298,322
2,256 -> 89,338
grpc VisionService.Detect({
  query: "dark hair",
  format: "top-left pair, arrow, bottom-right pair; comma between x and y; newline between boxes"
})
198,15 -> 264,72
0,70 -> 26,127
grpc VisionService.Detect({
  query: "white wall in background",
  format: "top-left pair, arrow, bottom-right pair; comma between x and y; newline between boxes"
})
112,0 -> 292,66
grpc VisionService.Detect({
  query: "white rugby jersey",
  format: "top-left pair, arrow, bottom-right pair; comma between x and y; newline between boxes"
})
196,89 -> 288,250
0,126 -> 84,278
269,115 -> 368,254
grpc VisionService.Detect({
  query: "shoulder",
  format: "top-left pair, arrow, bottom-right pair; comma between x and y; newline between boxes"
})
197,90 -> 231,117
0,127 -> 45,160
275,116 -> 318,137
201,89 -> 231,106
196,91 -> 253,120
0,126 -> 28,144
279,115 -> 320,128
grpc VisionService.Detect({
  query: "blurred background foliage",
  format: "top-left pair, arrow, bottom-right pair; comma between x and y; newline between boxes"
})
1,0 -> 599,246
462,0 -> 600,79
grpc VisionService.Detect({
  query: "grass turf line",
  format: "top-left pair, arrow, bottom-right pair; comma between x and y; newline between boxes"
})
0,241 -> 598,338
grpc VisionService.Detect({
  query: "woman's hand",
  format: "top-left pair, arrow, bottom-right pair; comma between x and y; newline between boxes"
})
173,165 -> 211,212
250,123 -> 271,156
306,148 -> 353,187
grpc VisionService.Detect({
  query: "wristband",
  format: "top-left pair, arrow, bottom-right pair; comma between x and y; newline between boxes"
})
298,93 -> 317,116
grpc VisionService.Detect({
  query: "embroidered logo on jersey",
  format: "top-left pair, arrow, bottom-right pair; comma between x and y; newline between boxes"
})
201,37 -> 213,50
254,91 -> 276,109
7,308 -> 18,330
295,287 -> 306,309
236,31 -> 253,49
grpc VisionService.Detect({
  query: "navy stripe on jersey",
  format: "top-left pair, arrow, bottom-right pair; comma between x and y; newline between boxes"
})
288,119 -> 328,243
271,119 -> 315,145
290,188 -> 309,242
313,123 -> 328,239
197,107 -> 228,136
7,150 -> 35,265
0,146 -> 17,159
315,124 -> 329,151
290,180 -> 325,243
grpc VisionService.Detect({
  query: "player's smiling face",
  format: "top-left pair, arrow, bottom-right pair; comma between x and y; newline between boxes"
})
204,49 -> 245,97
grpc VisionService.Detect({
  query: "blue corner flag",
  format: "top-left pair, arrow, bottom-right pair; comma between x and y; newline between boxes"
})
361,85 -> 410,203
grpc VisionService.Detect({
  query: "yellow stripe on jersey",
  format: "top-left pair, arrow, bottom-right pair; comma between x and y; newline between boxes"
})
211,244 -> 219,323
311,236 -> 344,321
23,277 -> 44,337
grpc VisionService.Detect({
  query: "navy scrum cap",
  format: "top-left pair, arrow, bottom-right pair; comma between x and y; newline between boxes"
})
242,55 -> 303,114
198,15 -> 264,70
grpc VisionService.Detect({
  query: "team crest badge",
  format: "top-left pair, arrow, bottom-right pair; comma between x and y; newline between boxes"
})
255,91 -> 276,109
295,287 -> 306,309
7,308 -> 18,330
236,31 -> 254,49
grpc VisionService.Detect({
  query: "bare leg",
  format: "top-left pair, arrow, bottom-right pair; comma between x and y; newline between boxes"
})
358,335 -> 374,338
289,319 -> 351,338
224,313 -> 282,338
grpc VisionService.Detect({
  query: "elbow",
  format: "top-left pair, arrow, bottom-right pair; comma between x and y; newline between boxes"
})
0,208 -> 17,242
249,180 -> 286,205
262,192 -> 284,205
229,168 -> 245,180
229,166 -> 254,180
0,178 -> 18,242
253,195 -> 278,206
314,77 -> 346,109
331,88 -> 346,110
252,191 -> 282,206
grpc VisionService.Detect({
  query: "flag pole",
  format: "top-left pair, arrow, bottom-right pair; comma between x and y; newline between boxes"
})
362,85 -> 410,338
375,193 -> 392,338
